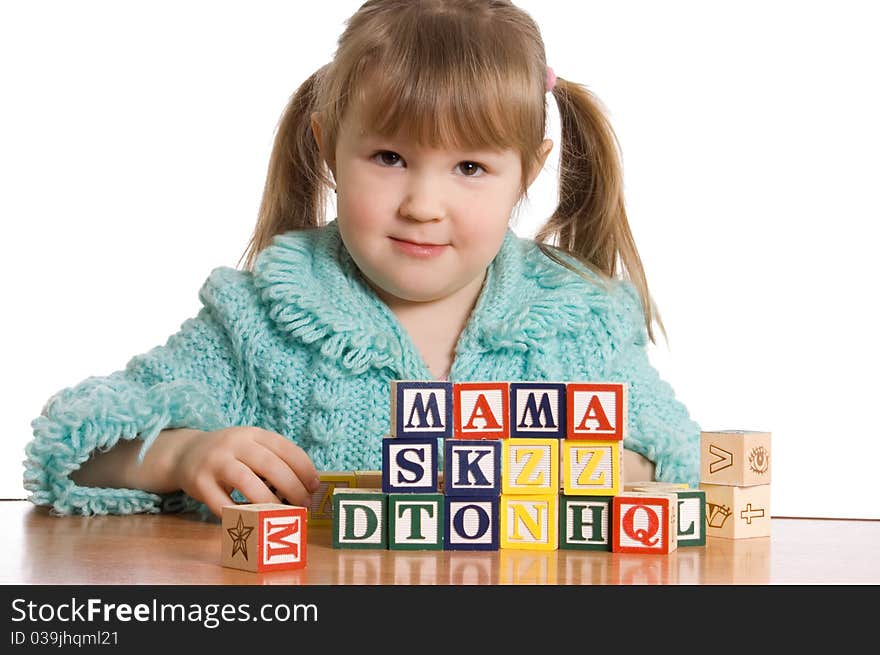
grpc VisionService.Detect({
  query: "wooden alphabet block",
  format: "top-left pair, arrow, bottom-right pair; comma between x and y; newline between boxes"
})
390,380 -> 453,439
558,495 -> 613,551
332,488 -> 387,549
700,482 -> 771,539
612,492 -> 678,554
566,382 -> 627,441
354,470 -> 383,488
561,439 -> 621,496
453,381 -> 510,439
382,436 -> 439,493
700,430 -> 771,487
388,493 -> 445,550
221,503 -> 307,572
308,471 -> 357,526
669,489 -> 707,547
444,439 -> 501,496
502,438 -> 559,495
444,495 -> 500,551
509,382 -> 567,439
500,494 -> 558,550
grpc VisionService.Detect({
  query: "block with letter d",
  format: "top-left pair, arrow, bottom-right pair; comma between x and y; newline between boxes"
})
382,436 -> 439,493
221,503 -> 307,572
332,488 -> 387,549
390,380 -> 453,439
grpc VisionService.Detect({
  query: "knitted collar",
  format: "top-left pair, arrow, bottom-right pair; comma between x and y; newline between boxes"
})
251,219 -> 632,379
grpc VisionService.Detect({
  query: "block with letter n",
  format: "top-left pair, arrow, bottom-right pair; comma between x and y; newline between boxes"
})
332,488 -> 388,549
390,380 -> 453,439
221,503 -> 308,572
500,494 -> 558,551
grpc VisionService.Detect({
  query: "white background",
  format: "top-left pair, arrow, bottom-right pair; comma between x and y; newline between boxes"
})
2,1 -> 878,518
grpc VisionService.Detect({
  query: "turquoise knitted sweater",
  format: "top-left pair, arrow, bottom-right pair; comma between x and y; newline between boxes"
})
25,219 -> 701,516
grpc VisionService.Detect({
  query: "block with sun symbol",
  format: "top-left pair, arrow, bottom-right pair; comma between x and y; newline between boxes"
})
221,503 -> 308,572
700,430 -> 771,487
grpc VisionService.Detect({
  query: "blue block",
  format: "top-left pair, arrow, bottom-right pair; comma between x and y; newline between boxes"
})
444,495 -> 500,551
444,439 -> 501,497
391,380 -> 453,439
509,382 -> 567,439
382,436 -> 439,494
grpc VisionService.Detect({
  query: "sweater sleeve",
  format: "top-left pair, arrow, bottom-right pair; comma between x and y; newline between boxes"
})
603,282 -> 701,487
24,303 -> 245,516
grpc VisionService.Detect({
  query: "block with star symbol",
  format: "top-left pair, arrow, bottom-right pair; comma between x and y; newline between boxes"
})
221,503 -> 308,572
699,482 -> 771,539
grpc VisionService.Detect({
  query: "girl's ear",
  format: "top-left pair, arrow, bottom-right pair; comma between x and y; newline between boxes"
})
310,112 -> 335,175
527,139 -> 554,188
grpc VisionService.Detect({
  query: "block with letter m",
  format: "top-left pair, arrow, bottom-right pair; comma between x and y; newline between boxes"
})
390,380 -> 453,439
221,503 -> 307,572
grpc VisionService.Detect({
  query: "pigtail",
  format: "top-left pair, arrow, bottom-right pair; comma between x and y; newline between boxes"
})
238,66 -> 334,271
536,77 -> 666,346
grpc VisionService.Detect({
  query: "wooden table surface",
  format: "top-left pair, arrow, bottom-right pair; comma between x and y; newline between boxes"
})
3,500 -> 878,585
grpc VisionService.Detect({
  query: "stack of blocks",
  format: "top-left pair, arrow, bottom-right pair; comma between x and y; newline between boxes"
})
698,430 -> 772,538
331,380 -> 709,554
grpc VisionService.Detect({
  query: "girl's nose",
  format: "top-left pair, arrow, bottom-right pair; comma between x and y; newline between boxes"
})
399,176 -> 447,222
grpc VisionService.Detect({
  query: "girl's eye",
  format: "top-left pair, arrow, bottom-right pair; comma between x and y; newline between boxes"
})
371,151 -> 486,177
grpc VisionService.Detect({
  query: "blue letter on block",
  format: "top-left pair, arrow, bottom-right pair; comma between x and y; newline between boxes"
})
444,439 -> 501,497
444,496 -> 500,551
391,381 -> 453,439
509,382 -> 567,439
383,437 -> 439,494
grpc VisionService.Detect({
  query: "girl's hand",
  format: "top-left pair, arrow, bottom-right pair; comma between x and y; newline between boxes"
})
170,427 -> 320,518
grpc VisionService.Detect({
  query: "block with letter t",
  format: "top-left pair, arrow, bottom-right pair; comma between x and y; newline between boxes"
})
382,436 -> 439,493
388,493 -> 445,550
221,503 -> 307,572
453,381 -> 510,439
390,380 -> 453,439
332,488 -> 388,549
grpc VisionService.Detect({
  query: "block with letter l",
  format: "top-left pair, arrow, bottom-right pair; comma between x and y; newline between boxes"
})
221,503 -> 307,572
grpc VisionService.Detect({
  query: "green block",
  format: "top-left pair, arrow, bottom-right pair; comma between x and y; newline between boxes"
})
388,493 -> 445,551
673,489 -> 707,547
558,495 -> 613,551
332,489 -> 387,549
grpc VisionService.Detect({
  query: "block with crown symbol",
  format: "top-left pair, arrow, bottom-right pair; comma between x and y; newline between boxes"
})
221,503 -> 308,572
699,482 -> 770,539
700,430 -> 771,487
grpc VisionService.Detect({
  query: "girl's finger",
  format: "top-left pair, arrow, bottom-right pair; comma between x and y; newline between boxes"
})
221,459 -> 281,506
240,443 -> 312,508
256,431 -> 320,493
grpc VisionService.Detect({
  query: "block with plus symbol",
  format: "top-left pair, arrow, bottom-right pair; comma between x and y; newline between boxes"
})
699,482 -> 771,539
221,503 -> 308,572
700,430 -> 771,487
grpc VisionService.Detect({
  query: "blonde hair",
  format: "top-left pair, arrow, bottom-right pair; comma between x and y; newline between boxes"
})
239,0 -> 665,345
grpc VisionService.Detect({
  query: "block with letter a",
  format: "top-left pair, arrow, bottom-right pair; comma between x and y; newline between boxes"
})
221,503 -> 308,572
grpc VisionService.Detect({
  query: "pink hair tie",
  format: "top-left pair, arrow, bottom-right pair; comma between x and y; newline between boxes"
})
545,66 -> 557,93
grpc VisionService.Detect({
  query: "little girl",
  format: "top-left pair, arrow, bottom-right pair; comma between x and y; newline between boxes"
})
25,0 -> 701,518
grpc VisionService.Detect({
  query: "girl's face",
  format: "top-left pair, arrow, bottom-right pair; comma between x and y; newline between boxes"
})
313,107 -> 552,309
